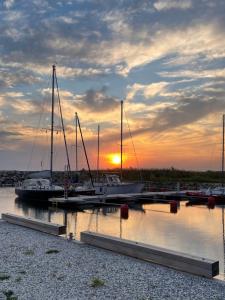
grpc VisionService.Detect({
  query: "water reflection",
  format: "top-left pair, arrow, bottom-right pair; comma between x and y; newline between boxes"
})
0,188 -> 224,277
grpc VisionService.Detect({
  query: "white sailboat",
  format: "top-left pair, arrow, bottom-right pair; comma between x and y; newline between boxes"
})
15,65 -> 67,202
93,100 -> 144,195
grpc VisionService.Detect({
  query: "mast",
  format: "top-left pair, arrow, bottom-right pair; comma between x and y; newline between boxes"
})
222,114 -> 225,187
55,71 -> 71,174
77,113 -> 94,187
75,112 -> 78,172
97,124 -> 100,182
120,100 -> 123,180
50,65 -> 55,183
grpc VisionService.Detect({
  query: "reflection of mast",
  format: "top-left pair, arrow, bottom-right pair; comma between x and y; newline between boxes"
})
96,209 -> 99,233
120,217 -> 122,239
64,211 -> 67,227
223,207 -> 225,279
74,212 -> 77,239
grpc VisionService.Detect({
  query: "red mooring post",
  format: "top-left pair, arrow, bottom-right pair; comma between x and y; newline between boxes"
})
169,200 -> 178,214
207,196 -> 215,209
120,204 -> 129,219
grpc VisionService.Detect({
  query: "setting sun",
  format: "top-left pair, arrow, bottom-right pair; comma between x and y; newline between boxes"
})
109,154 -> 121,165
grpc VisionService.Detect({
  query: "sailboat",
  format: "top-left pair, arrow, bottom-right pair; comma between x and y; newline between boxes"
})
203,114 -> 225,198
93,100 -> 144,195
15,65 -> 67,202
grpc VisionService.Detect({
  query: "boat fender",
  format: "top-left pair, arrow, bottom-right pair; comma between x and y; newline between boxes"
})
207,196 -> 215,209
169,200 -> 178,214
120,204 -> 129,219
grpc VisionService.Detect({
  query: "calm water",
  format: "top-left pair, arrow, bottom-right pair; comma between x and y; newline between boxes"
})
0,187 -> 224,278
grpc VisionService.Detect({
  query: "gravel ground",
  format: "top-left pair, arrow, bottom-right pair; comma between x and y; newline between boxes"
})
0,220 -> 225,300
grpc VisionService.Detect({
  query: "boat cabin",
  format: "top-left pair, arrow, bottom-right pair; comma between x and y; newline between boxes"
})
96,174 -> 122,186
21,178 -> 51,190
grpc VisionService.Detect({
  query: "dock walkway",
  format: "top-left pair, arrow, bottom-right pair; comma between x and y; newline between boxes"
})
49,191 -> 190,207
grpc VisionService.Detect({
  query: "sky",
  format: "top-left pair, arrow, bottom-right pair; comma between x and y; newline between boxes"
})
1,0 -> 225,171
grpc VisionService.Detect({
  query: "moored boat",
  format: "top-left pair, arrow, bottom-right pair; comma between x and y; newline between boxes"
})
93,174 -> 144,195
15,65 -> 70,202
15,178 -> 64,201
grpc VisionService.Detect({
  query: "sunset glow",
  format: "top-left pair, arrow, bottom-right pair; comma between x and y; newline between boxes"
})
0,1 -> 225,171
109,154 -> 121,166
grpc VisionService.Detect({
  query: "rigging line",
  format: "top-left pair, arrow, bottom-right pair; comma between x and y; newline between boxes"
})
26,73 -> 52,171
40,130 -> 49,169
52,127 -> 62,167
55,72 -> 71,173
124,108 -> 143,181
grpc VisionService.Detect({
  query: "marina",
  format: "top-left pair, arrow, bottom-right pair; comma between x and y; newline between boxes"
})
1,0 -> 225,298
1,187 -> 225,279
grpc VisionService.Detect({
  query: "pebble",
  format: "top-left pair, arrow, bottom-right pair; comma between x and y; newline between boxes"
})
0,220 -> 225,299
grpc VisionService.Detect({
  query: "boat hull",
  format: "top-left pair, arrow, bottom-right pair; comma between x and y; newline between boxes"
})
15,188 -> 65,202
95,182 -> 144,195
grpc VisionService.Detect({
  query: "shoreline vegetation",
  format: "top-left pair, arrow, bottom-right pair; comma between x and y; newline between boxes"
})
0,168 -> 223,189
1,220 -> 225,300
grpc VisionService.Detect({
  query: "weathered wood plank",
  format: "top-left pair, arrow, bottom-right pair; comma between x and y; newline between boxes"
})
2,213 -> 66,235
80,231 -> 219,278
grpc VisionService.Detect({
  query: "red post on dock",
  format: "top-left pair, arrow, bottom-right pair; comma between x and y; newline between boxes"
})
120,204 -> 129,219
169,201 -> 178,214
207,196 -> 215,209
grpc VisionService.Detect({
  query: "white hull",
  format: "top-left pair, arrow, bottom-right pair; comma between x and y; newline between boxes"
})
94,182 -> 144,195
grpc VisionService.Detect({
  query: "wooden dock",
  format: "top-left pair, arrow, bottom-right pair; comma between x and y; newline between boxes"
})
49,191 -> 188,207
2,213 -> 66,235
80,231 -> 219,278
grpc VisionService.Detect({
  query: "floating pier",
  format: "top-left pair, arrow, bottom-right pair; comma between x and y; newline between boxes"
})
2,213 -> 66,235
81,231 -> 219,278
49,191 -> 187,207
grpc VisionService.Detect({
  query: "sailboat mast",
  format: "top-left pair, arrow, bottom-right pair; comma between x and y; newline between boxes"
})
50,65 -> 55,182
97,124 -> 100,182
77,114 -> 94,187
222,114 -> 225,187
121,100 -> 123,180
75,112 -> 78,172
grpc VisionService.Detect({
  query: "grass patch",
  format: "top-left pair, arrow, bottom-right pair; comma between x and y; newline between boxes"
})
46,249 -> 59,254
23,250 -> 34,256
3,290 -> 17,300
0,274 -> 10,281
18,271 -> 26,275
15,277 -> 21,283
90,277 -> 105,288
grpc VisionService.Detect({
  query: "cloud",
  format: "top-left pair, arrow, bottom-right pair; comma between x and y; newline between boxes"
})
0,67 -> 42,88
150,97 -> 225,132
3,0 -> 14,9
154,0 -> 192,11
0,129 -> 23,150
127,82 -> 168,101
75,88 -> 120,113
159,68 -> 225,79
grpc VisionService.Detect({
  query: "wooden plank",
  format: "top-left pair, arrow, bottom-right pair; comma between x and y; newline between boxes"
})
80,231 -> 219,278
2,213 -> 66,235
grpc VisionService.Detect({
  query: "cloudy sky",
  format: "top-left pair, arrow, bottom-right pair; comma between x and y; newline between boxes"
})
1,0 -> 225,171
